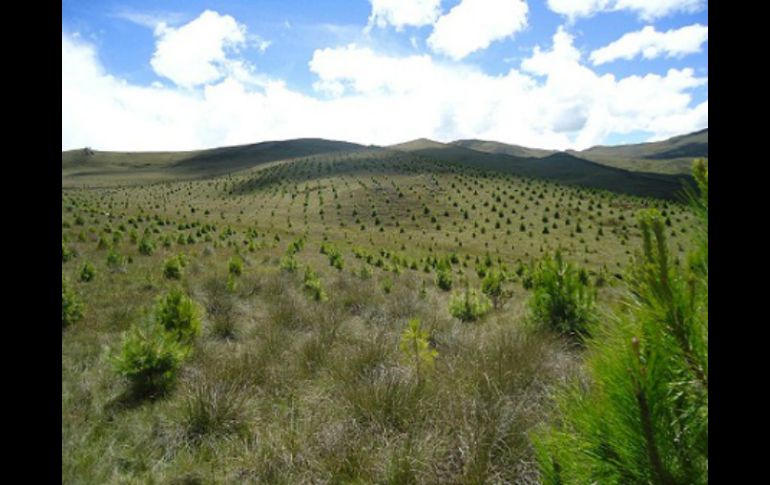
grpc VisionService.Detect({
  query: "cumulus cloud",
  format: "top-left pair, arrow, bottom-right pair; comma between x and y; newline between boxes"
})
427,0 -> 529,60
590,24 -> 708,65
150,10 -> 248,88
548,0 -> 705,21
366,0 -> 442,30
62,13 -> 707,153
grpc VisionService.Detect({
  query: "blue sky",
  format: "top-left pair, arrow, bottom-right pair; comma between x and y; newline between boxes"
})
62,0 -> 708,151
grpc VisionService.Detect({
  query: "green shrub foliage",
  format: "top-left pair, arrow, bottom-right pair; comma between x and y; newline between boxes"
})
303,266 -> 327,301
163,255 -> 184,280
534,160 -> 708,484
154,288 -> 201,343
449,287 -> 491,322
528,250 -> 595,339
399,318 -> 437,382
62,277 -> 84,328
79,261 -> 96,282
228,256 -> 243,276
111,321 -> 188,396
435,267 -> 453,291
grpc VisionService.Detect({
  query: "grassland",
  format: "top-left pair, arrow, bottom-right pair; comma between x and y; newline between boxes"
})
62,143 -> 700,483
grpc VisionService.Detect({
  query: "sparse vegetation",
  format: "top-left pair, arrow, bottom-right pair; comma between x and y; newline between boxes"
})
62,138 -> 705,482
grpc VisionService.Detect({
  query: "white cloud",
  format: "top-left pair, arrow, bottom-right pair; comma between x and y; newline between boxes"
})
366,0 -> 442,30
590,24 -> 708,65
150,10 -> 248,88
62,20 -> 707,153
427,0 -> 529,60
548,0 -> 705,21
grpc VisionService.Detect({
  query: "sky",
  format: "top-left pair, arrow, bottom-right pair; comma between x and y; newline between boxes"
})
62,0 -> 708,152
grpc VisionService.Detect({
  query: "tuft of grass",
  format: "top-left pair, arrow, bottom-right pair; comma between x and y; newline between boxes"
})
178,367 -> 251,442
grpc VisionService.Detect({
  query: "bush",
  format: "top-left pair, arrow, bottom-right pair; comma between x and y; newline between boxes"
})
106,250 -> 125,270
79,261 -> 95,282
399,318 -> 437,382
279,252 -> 298,273
62,277 -> 84,328
138,237 -> 155,255
528,250 -> 595,339
449,288 -> 491,322
62,241 -> 75,263
154,288 -> 201,344
228,256 -> 243,276
303,266 -> 327,301
481,268 -> 509,309
534,161 -> 708,484
111,321 -> 188,396
435,267 -> 453,291
163,256 -> 184,280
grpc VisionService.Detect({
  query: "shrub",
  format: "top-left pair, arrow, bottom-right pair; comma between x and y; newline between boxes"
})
154,288 -> 201,344
382,277 -> 393,294
62,277 -> 84,328
481,268 -> 510,309
449,288 -> 491,322
399,318 -> 437,382
534,161 -> 708,484
303,266 -> 327,301
138,237 -> 155,255
228,256 -> 243,276
62,241 -> 75,263
106,250 -> 125,270
110,321 -> 188,397
279,252 -> 298,273
435,267 -> 453,291
163,256 -> 184,280
528,250 -> 595,339
79,261 -> 95,282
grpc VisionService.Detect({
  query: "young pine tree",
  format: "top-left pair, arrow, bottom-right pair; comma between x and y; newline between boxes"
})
533,160 -> 708,484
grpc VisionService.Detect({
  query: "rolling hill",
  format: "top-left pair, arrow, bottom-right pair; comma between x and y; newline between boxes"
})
451,139 -> 556,159
567,128 -> 708,174
63,130 -> 705,199
388,138 -> 692,200
62,138 -> 368,187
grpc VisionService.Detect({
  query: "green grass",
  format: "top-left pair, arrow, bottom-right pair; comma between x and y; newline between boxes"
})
61,144 -> 702,482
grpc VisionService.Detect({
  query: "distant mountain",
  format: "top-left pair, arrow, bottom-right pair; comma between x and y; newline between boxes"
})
451,139 -> 556,159
568,129 -> 708,174
62,138 -> 367,185
63,130 -> 705,199
388,138 -> 691,200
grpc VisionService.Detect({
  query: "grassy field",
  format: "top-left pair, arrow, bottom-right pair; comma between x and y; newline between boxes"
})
62,145 -> 700,483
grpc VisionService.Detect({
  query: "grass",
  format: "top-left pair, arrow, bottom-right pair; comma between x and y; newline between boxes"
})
61,145 -> 700,482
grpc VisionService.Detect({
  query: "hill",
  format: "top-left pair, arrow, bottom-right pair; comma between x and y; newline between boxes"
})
568,129 -> 708,174
389,139 -> 691,200
451,139 -> 556,158
62,138 -> 367,187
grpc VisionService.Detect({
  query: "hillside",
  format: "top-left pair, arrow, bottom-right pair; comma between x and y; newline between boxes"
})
389,139 -> 691,200
451,139 -> 556,158
568,128 -> 708,174
62,138 -> 367,187
63,130 -> 704,199
62,133 -> 704,484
